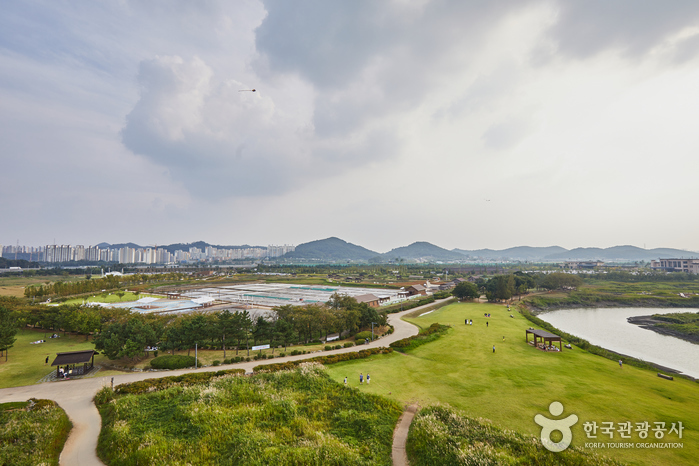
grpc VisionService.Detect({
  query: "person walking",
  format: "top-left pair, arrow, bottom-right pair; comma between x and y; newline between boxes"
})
619,360 -> 623,369
493,345 -> 495,353
360,373 -> 363,384
366,374 -> 370,385
486,321 -> 489,327
45,356 -> 49,364
344,376 -> 347,386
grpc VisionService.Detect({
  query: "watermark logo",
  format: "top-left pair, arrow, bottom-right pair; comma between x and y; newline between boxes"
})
534,401 -> 578,452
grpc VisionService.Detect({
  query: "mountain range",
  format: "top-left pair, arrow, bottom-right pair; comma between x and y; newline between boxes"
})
94,239 -> 699,263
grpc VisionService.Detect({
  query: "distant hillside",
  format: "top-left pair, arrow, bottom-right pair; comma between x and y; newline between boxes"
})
381,242 -> 465,261
544,246 -> 699,261
454,246 -> 567,261
283,237 -> 378,261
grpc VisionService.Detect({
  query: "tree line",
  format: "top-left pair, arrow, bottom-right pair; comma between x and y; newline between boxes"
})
23,272 -> 186,299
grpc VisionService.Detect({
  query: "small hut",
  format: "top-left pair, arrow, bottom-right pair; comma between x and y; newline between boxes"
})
51,350 -> 96,377
526,329 -> 563,352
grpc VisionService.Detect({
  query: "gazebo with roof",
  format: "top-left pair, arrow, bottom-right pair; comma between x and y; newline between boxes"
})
526,329 -> 563,352
51,350 -> 96,377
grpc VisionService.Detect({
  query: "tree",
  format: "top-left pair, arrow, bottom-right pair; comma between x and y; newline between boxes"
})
0,306 -> 18,362
453,282 -> 480,301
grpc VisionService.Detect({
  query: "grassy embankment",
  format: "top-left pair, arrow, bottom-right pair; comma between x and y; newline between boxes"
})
0,399 -> 72,465
325,302 -> 699,466
0,328 -> 125,389
95,364 -> 402,465
650,312 -> 699,344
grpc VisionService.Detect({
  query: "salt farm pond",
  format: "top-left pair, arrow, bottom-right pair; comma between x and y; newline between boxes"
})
538,308 -> 699,379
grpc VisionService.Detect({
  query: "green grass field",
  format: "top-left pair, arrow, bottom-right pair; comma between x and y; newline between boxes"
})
0,399 -> 72,465
326,302 -> 699,465
0,328 -> 125,389
59,291 -> 158,305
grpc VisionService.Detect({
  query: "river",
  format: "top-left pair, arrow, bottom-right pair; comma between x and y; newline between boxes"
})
537,307 -> 699,379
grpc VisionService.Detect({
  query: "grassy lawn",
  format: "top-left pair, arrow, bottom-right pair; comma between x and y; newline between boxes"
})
325,302 -> 699,466
0,275 -> 87,298
0,398 -> 72,465
96,365 -> 402,465
58,291 -> 158,305
0,328 -> 126,389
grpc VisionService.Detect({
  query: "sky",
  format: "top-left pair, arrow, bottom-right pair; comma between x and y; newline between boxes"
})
2,0 -> 699,254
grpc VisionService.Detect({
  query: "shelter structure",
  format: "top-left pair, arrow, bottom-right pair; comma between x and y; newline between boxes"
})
526,329 -> 563,352
51,350 -> 96,377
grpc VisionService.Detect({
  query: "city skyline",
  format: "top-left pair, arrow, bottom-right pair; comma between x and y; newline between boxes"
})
3,2 -> 699,252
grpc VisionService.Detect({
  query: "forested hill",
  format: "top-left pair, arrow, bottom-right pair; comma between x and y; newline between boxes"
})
282,237 -> 378,261
381,242 -> 465,261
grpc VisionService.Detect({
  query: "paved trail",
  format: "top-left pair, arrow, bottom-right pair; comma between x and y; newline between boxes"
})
0,299 -> 447,465
392,404 -> 419,466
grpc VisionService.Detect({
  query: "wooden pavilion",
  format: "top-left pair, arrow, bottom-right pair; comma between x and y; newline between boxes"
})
526,329 -> 563,352
51,350 -> 96,377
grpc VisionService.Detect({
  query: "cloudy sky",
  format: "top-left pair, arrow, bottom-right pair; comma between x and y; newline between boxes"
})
2,0 -> 699,253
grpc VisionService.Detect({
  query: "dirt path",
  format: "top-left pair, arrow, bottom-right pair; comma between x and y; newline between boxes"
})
0,298 -> 447,465
392,404 -> 419,466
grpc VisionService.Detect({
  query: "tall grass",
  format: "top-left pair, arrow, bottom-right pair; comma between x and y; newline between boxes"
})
407,405 -> 620,466
0,399 -> 72,466
96,364 -> 402,465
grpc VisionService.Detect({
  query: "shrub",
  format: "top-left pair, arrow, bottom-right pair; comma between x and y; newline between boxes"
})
150,355 -> 199,370
290,350 -> 302,356
153,350 -> 158,357
223,358 -> 231,364
390,323 -> 450,352
253,346 -> 393,373
344,342 -> 354,348
355,331 -> 372,341
432,290 -> 453,299
324,345 -> 332,351
334,344 -> 342,350
212,360 -> 221,366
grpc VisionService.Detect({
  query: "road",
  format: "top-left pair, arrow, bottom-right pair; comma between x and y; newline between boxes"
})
0,299 -> 447,465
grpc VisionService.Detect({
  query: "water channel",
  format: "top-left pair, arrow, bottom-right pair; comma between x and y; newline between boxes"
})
537,307 -> 699,379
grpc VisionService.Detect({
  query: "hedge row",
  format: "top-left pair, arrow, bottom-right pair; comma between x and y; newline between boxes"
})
253,347 -> 393,373
109,368 -> 246,396
389,323 -> 450,352
150,355 -> 200,370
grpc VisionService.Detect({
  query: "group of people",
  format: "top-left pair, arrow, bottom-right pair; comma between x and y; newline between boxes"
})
344,373 -> 371,386
30,339 -> 46,344
464,319 -> 473,325
538,343 -> 560,352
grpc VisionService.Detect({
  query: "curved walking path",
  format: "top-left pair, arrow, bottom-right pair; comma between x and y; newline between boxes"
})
392,404 -> 418,466
0,299 -> 448,465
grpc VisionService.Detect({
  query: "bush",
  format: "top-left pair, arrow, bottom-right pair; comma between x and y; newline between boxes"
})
344,342 -> 354,348
278,352 -> 286,357
153,350 -> 158,357
432,290 -> 452,299
324,345 -> 332,351
223,359 -> 231,364
334,344 -> 342,350
290,350 -> 302,356
253,346 -> 393,373
150,355 -> 199,370
212,360 -> 221,366
390,323 -> 450,352
355,331 -> 372,341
